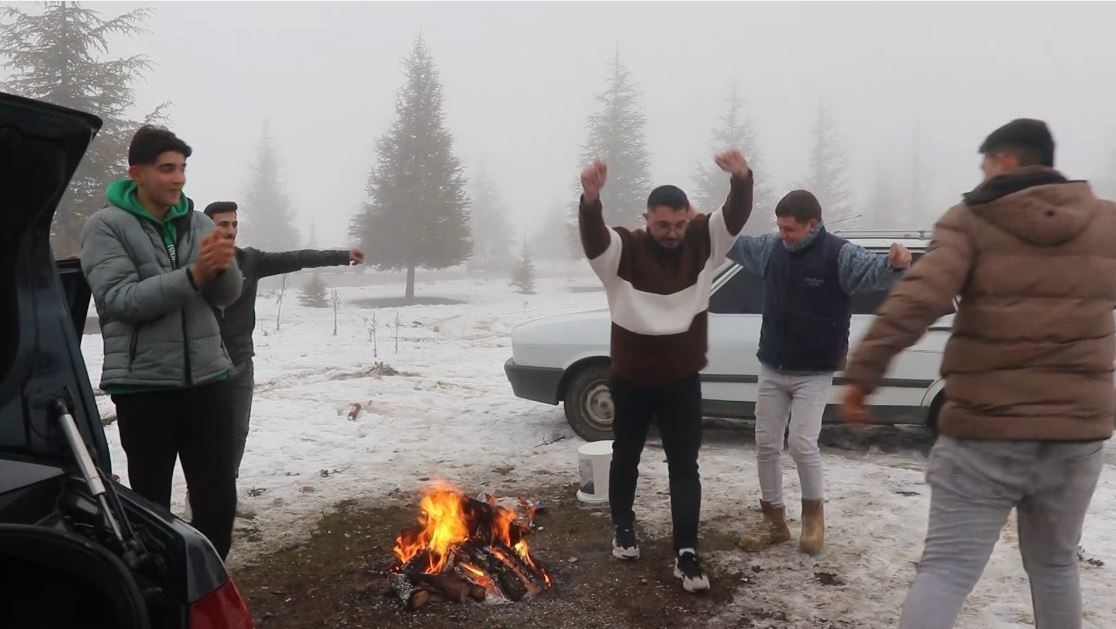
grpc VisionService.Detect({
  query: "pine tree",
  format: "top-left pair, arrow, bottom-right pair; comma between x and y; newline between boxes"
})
243,121 -> 300,250
299,272 -> 328,308
574,48 -> 652,230
349,35 -> 471,302
865,163 -> 898,230
533,205 -> 575,261
470,166 -> 514,262
510,239 -> 536,295
0,2 -> 166,256
803,104 -> 855,227
692,86 -> 777,235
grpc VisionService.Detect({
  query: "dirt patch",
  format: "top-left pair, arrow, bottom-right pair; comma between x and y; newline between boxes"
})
235,484 -> 768,628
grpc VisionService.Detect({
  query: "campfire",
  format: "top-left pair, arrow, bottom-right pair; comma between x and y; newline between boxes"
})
387,484 -> 552,609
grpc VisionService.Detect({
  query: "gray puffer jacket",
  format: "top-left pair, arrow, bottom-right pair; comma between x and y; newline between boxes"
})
81,205 -> 242,390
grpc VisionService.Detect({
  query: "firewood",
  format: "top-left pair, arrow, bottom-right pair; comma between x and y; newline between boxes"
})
407,572 -> 471,603
389,572 -> 430,610
462,542 -> 528,602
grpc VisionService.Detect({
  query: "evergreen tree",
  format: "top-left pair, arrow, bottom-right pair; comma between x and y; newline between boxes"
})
574,48 -> 651,229
803,104 -> 855,227
533,204 -> 576,261
244,121 -> 300,250
0,2 -> 166,256
470,166 -> 514,261
510,239 -> 536,295
349,35 -> 471,302
865,162 -> 899,230
299,272 -> 328,308
692,86 -> 776,234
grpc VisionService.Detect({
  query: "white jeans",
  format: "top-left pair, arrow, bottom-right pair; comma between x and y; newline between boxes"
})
754,364 -> 831,505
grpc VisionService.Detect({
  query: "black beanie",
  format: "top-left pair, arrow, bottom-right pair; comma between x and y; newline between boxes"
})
203,201 -> 238,218
775,190 -> 822,222
978,118 -> 1055,167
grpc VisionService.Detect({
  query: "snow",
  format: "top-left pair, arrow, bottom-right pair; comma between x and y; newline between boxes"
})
79,271 -> 1116,627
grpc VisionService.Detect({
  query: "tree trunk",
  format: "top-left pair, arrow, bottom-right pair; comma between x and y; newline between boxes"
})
405,265 -> 416,303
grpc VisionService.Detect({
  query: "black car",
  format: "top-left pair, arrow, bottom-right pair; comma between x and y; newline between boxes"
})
0,93 -> 254,628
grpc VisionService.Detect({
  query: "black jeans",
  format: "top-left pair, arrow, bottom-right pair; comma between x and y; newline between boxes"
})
113,379 -> 238,560
609,373 -> 703,552
229,360 -> 255,477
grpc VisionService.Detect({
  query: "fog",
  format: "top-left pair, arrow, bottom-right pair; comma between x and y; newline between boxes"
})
58,2 -> 1116,245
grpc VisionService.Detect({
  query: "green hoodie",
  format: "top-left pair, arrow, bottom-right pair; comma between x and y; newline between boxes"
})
106,179 -> 191,268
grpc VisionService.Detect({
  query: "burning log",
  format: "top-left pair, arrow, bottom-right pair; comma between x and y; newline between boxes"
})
407,572 -> 472,604
389,572 -> 431,610
463,542 -> 528,602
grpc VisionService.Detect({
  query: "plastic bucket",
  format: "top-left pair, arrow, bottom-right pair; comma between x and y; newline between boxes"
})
576,440 -> 613,504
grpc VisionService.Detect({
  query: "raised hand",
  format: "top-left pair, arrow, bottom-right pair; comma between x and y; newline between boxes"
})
714,150 -> 750,178
889,243 -> 913,269
581,159 -> 608,203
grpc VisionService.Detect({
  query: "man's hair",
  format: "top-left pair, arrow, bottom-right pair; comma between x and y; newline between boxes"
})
646,185 -> 690,211
204,201 -> 238,219
775,190 -> 822,223
128,125 -> 193,166
978,118 -> 1055,167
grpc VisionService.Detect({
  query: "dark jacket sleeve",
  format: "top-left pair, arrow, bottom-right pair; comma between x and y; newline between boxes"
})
255,249 -> 351,278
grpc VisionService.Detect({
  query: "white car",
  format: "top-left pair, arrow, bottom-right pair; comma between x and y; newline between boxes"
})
505,232 -> 953,441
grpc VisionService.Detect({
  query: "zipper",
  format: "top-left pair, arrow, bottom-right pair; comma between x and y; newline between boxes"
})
128,324 -> 143,367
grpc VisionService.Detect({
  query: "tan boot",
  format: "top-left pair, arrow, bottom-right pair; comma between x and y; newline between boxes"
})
799,499 -> 825,555
739,501 -> 792,551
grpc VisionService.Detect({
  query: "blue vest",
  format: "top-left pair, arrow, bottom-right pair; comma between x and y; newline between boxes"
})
757,229 -> 852,372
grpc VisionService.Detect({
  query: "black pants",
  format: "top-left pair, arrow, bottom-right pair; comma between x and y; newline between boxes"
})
609,373 -> 703,552
228,360 -> 255,477
113,380 -> 237,560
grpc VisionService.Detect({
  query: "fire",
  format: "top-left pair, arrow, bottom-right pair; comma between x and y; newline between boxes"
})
390,483 -> 553,599
393,486 -> 471,573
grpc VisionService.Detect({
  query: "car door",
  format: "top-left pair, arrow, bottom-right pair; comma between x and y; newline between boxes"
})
703,264 -> 765,407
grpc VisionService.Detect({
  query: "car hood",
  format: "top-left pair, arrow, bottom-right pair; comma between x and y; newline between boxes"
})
0,92 -> 109,469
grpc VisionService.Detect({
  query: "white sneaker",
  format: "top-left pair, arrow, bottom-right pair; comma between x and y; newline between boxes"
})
612,526 -> 640,560
674,551 -> 710,594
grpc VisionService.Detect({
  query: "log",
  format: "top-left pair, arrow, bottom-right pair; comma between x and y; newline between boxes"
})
389,572 -> 430,610
448,562 -> 488,602
464,542 -> 528,602
408,572 -> 471,604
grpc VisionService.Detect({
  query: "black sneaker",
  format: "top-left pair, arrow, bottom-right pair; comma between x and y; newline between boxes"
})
674,551 -> 710,593
612,526 -> 640,560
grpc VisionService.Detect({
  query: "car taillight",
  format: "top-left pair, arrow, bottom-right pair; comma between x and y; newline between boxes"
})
189,577 -> 254,629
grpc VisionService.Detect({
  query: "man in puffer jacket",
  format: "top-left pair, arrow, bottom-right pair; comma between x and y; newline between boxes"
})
81,125 -> 243,560
842,119 -> 1116,629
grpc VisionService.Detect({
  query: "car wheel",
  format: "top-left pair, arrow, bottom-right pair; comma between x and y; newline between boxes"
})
927,394 -> 944,435
563,364 -> 614,442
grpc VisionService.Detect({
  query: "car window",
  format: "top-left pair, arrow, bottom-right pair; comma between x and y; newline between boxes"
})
710,250 -> 953,317
709,268 -> 764,315
850,252 -> 956,315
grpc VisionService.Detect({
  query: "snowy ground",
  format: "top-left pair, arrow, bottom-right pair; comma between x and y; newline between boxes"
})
80,271 -> 1116,627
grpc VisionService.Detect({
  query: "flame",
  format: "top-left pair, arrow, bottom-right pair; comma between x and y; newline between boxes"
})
514,539 -> 552,587
392,483 -> 552,589
393,486 -> 470,573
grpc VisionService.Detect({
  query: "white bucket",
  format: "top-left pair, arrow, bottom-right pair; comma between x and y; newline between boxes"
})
576,440 -> 613,504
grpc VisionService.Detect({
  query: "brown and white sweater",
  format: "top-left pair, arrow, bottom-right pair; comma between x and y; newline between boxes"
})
580,173 -> 753,386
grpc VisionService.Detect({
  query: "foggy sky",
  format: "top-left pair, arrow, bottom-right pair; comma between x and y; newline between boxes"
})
35,2 -> 1116,247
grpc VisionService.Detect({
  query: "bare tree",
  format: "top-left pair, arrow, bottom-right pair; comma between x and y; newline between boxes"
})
330,289 -> 342,336
275,274 -> 289,331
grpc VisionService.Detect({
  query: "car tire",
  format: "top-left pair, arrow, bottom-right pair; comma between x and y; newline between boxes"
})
927,394 -> 944,435
563,364 -> 615,442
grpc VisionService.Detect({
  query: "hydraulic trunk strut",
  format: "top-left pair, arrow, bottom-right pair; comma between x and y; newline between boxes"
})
53,399 -> 150,571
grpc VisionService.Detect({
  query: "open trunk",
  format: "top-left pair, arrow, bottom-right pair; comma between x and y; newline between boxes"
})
0,92 -> 250,628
